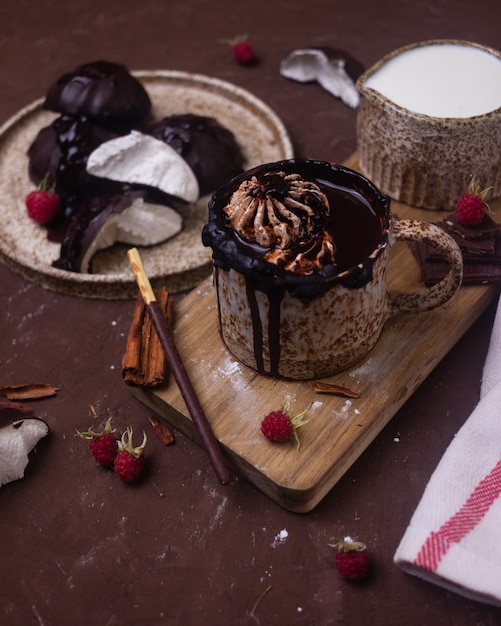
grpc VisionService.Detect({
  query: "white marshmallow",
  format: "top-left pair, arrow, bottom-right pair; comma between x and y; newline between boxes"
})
86,130 -> 199,203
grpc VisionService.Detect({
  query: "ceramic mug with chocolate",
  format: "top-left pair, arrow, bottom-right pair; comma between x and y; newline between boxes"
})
202,160 -> 463,380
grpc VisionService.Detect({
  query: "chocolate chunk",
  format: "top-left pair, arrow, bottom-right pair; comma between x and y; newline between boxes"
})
423,233 -> 498,259
410,214 -> 501,285
411,245 -> 501,285
443,213 -> 500,239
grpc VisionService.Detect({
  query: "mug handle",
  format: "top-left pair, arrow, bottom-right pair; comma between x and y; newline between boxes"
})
388,218 -> 463,314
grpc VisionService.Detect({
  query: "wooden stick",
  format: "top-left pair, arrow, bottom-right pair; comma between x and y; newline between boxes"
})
127,247 -> 231,485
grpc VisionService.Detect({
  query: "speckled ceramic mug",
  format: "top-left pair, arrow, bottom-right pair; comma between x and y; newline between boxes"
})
202,160 -> 463,380
356,40 -> 501,210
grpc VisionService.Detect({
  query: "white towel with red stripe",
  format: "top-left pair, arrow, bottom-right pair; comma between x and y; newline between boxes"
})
394,295 -> 501,607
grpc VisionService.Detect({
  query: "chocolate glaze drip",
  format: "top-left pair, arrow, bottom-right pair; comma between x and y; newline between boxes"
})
245,281 -> 265,373
28,114 -> 124,242
43,60 -> 152,130
148,114 -> 244,196
28,115 -> 119,200
266,291 -> 283,378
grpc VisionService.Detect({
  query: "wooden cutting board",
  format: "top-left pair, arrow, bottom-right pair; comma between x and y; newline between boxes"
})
130,156 -> 499,512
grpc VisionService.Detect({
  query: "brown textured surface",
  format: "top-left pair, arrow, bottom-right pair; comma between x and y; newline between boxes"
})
1,1 -> 501,625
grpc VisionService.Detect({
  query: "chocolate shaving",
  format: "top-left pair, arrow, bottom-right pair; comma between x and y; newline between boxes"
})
148,415 -> 175,446
312,381 -> 361,398
0,383 -> 60,400
122,287 -> 173,387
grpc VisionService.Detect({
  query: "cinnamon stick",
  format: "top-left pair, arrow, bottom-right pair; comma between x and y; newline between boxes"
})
122,287 -> 173,387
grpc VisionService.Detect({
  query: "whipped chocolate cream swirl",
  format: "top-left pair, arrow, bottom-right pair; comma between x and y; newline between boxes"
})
224,171 -> 326,247
223,171 -> 336,273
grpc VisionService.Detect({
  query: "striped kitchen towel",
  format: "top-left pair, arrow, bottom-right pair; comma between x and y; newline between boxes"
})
394,294 -> 501,607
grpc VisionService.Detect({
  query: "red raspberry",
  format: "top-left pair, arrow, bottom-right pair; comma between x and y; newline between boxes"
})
89,434 -> 118,466
26,189 -> 61,224
455,176 -> 491,225
261,410 -> 293,442
223,35 -> 258,66
332,538 -> 370,581
114,427 -> 147,483
26,174 -> 61,225
77,418 -> 118,467
260,400 -> 311,448
233,40 -> 256,65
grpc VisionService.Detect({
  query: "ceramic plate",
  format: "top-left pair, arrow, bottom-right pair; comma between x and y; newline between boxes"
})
0,70 -> 293,299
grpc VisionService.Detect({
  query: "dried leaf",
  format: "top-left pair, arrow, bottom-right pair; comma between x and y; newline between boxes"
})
148,415 -> 174,446
311,381 -> 360,398
0,383 -> 60,401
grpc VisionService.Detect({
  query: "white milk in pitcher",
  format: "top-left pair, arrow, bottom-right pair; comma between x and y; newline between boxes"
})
364,43 -> 501,118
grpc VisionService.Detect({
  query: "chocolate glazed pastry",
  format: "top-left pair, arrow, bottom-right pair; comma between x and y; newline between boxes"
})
43,60 -> 152,131
148,114 -> 244,196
